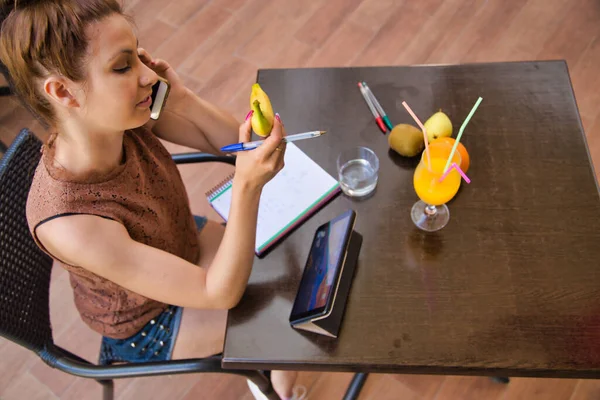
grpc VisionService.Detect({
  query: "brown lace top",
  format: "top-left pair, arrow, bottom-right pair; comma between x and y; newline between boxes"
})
26,127 -> 200,339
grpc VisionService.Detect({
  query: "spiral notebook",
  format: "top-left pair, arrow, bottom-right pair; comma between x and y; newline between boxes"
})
205,143 -> 341,256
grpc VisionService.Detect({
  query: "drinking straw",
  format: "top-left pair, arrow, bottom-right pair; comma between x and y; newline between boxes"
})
401,101 -> 430,169
443,97 -> 483,173
439,162 -> 471,183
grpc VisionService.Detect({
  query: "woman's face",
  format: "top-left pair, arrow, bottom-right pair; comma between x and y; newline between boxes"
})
71,14 -> 158,132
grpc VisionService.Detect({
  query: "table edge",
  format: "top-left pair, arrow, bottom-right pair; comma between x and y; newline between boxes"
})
221,358 -> 600,379
255,59 -> 568,74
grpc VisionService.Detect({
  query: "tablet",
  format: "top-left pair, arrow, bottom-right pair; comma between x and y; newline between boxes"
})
289,209 -> 356,325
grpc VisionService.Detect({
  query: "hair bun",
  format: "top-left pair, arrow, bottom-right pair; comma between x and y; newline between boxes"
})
0,1 -> 13,25
3,0 -> 44,12
14,0 -> 38,6
1,0 -> 43,26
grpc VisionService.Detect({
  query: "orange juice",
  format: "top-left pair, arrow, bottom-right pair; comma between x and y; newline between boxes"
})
425,141 -> 462,163
413,157 -> 461,206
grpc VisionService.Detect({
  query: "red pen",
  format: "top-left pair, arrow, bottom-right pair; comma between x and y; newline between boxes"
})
358,82 -> 386,134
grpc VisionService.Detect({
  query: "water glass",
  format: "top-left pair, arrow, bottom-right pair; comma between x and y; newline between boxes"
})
336,146 -> 379,198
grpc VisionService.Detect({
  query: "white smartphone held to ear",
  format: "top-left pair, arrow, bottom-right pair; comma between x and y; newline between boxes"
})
150,77 -> 170,120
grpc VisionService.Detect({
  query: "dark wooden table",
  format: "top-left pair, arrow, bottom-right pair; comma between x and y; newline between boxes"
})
222,61 -> 600,379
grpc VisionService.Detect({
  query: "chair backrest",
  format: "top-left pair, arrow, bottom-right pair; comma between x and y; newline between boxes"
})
0,128 -> 54,353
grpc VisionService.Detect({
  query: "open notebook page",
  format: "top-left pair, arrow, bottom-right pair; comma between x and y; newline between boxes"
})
207,143 -> 339,254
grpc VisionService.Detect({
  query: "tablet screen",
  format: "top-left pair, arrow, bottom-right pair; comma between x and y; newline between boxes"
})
290,211 -> 354,321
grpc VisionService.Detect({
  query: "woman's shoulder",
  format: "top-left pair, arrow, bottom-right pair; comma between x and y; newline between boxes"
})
24,145 -> 125,234
33,212 -> 125,267
25,154 -> 59,228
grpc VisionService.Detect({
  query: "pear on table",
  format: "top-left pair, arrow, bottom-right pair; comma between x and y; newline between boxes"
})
424,110 -> 452,142
249,83 -> 275,137
388,110 -> 455,158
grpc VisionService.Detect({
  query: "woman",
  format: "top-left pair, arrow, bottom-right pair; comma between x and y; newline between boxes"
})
0,1 -> 304,399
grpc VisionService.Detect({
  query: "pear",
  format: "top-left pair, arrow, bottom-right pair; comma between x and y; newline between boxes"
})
249,83 -> 275,137
423,110 -> 452,143
388,124 -> 425,157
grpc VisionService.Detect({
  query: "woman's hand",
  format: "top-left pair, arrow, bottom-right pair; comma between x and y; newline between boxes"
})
233,112 -> 286,192
137,47 -> 188,111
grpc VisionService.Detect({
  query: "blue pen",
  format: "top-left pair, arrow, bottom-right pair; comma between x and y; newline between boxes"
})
220,130 -> 326,152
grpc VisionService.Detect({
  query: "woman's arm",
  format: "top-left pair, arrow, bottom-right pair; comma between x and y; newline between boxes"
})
147,88 -> 240,155
138,48 -> 240,155
34,118 -> 286,309
34,182 -> 258,309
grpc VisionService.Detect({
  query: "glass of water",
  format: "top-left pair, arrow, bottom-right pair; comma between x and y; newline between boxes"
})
337,146 -> 379,198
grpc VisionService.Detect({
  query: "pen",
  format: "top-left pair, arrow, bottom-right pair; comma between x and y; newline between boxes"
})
362,81 -> 393,131
220,130 -> 326,152
358,82 -> 386,134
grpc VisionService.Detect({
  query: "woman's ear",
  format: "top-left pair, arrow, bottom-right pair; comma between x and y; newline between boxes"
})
43,77 -> 80,108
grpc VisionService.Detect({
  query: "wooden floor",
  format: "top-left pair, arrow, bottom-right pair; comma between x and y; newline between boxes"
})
2,0 -> 600,399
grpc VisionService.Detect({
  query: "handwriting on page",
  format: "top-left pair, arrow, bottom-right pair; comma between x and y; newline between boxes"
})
208,143 -> 338,252
254,143 -> 338,250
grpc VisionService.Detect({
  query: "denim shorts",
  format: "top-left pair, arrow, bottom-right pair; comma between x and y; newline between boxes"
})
98,215 -> 208,365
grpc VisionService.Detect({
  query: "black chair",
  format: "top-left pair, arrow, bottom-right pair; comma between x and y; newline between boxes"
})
0,128 -> 280,400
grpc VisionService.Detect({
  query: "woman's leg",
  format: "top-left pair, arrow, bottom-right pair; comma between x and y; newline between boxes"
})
270,370 -> 298,399
171,219 -> 298,399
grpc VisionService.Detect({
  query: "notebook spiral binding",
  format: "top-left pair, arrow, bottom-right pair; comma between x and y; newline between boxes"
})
205,172 -> 235,200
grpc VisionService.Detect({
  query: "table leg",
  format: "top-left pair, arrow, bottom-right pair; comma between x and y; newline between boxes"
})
342,373 -> 368,400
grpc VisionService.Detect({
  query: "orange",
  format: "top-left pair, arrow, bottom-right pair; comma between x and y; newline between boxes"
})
431,137 -> 470,173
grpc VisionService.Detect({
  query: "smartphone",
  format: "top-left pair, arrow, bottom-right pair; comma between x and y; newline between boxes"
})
289,209 -> 357,326
150,76 -> 170,120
